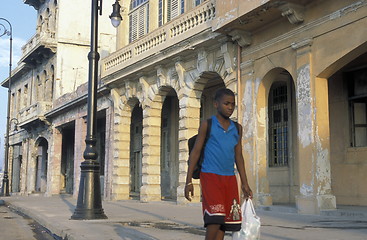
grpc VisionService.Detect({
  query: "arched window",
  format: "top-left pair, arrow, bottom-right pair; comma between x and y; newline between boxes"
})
38,15 -> 43,33
36,75 -> 41,101
129,0 -> 150,43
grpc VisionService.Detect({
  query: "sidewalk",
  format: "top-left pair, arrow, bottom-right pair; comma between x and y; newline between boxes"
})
1,195 -> 367,240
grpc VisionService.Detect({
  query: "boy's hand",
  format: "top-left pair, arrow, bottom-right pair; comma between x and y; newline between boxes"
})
184,183 -> 194,201
242,184 -> 253,199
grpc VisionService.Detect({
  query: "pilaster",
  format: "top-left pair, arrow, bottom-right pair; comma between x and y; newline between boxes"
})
73,117 -> 87,198
48,127 -> 62,195
110,89 -> 131,200
177,93 -> 201,204
292,39 -> 336,214
241,60 -> 272,206
26,138 -> 36,194
140,99 -> 163,202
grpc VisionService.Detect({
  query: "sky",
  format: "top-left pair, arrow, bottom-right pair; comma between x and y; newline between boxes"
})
0,1 -> 36,170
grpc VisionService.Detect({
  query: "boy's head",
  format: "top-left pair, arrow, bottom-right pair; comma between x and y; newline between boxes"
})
214,88 -> 235,119
214,88 -> 235,102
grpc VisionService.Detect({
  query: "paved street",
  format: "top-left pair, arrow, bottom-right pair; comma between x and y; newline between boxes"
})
1,196 -> 367,240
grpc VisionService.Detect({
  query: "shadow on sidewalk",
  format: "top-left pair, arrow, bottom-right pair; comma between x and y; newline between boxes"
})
59,194 -> 76,214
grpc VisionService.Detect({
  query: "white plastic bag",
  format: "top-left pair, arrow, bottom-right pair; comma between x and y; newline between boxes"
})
232,199 -> 261,240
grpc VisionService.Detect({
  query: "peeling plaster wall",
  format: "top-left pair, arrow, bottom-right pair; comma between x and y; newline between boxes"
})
297,64 -> 313,148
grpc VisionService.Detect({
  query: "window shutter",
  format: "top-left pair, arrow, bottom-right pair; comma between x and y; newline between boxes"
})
170,0 -> 179,19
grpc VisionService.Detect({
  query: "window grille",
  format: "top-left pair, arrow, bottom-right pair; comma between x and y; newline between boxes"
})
269,83 -> 289,167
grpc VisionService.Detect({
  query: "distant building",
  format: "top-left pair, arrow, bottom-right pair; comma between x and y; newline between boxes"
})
1,0 -> 117,195
1,0 -> 366,214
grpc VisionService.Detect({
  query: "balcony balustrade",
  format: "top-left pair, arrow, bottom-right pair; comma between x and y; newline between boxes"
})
17,101 -> 52,128
20,30 -> 56,65
101,0 -> 216,79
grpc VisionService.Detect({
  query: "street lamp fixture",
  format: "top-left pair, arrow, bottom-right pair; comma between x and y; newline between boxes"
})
71,0 -> 122,220
0,17 -> 12,197
110,0 -> 123,27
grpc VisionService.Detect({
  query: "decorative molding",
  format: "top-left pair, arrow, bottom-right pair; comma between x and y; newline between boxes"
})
228,29 -> 252,47
291,38 -> 313,50
240,60 -> 255,76
156,65 -> 167,88
279,3 -> 305,24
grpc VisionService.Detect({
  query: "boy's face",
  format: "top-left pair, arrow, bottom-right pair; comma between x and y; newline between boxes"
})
215,94 -> 235,119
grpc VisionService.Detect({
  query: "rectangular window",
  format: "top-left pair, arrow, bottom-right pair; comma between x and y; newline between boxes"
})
129,2 -> 149,43
171,0 -> 179,19
167,0 -> 184,21
349,68 -> 367,147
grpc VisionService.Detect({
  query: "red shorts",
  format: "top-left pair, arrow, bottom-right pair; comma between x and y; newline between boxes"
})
201,172 -> 241,231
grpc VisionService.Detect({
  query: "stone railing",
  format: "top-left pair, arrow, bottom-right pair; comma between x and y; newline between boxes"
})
21,30 -> 57,57
18,101 -> 53,124
101,0 -> 215,78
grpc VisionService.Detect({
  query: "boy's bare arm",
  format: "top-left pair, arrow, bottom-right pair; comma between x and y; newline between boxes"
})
184,120 -> 208,201
235,124 -> 253,199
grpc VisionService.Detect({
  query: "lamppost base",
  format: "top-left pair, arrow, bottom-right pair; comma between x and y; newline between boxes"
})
71,208 -> 107,220
71,160 -> 107,220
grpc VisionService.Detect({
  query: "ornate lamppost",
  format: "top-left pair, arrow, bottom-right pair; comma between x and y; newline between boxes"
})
0,17 -> 12,197
71,0 -> 122,219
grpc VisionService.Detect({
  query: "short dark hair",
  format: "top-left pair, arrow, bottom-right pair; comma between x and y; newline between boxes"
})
214,88 -> 235,101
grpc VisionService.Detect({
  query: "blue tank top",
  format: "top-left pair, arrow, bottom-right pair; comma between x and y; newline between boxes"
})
201,116 -> 239,176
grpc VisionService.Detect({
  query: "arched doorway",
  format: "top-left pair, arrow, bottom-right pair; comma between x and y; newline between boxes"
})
267,69 -> 298,204
200,73 -> 226,120
130,103 -> 143,199
35,137 -> 48,193
160,89 -> 179,200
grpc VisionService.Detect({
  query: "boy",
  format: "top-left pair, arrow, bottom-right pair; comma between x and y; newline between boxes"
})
185,88 -> 253,240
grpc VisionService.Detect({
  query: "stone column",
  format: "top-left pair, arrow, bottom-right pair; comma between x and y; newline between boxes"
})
19,139 -> 28,194
73,117 -> 87,198
104,105 -> 113,200
177,93 -> 201,203
140,98 -> 162,202
292,39 -> 336,214
7,146 -> 14,193
25,138 -> 36,194
110,89 -> 131,200
48,127 -> 62,195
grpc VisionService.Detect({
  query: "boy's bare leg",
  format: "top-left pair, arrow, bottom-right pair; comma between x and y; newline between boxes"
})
205,224 -> 225,240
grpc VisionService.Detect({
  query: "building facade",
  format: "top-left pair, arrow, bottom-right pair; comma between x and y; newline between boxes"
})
2,0 -> 366,214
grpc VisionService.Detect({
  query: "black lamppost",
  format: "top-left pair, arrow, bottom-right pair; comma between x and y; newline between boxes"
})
71,0 -> 122,220
0,17 -> 12,197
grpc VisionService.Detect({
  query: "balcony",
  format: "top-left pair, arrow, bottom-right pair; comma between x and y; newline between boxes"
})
101,0 -> 216,83
19,31 -> 57,66
17,101 -> 53,130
